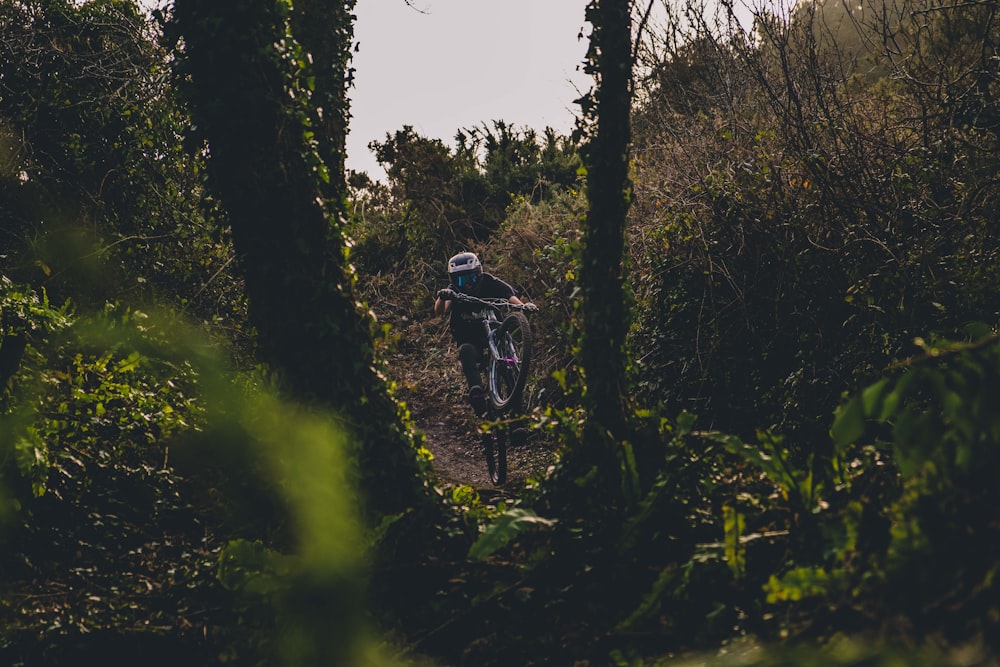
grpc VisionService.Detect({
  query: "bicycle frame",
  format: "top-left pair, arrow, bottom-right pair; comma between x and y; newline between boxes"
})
451,294 -> 532,406
481,309 -> 505,365
459,300 -> 522,372
446,292 -> 535,484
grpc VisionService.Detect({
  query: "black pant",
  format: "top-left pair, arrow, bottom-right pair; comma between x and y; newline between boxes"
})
458,342 -> 482,390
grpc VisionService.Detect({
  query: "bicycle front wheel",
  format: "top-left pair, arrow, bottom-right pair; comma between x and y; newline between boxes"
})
488,311 -> 532,412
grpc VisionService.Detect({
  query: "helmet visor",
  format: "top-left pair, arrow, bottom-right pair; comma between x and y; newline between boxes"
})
452,271 -> 480,288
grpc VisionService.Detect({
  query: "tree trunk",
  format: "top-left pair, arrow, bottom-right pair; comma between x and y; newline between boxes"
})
544,0 -> 636,516
580,0 -> 633,445
171,0 -> 429,522
289,0 -> 353,206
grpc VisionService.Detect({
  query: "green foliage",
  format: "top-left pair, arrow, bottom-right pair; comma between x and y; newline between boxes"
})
9,0 -> 1000,663
627,0 -> 1000,461
467,508 -> 556,561
712,431 -> 825,515
0,286 -> 415,664
0,278 -> 72,337
0,301 -> 222,660
0,0 -> 244,332
722,504 -> 746,581
353,122 -> 580,277
344,0 -> 1000,660
765,566 -> 849,604
201,389 -> 376,667
218,538 -> 293,599
0,281 -> 70,501
662,636 -> 994,667
829,332 -> 1000,635
832,332 -> 1000,480
4,306 -> 199,500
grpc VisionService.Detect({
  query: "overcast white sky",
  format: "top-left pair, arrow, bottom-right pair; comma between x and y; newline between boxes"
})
138,0 -> 593,179
348,0 -> 592,178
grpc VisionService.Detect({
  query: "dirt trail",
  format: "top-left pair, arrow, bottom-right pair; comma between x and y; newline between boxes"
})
410,399 -> 547,493
389,317 -> 553,498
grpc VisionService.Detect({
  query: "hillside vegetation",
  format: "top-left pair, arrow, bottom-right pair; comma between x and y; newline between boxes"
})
1,0 -> 1000,665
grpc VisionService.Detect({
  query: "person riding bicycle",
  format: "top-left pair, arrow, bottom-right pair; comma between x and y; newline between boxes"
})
434,251 -> 529,418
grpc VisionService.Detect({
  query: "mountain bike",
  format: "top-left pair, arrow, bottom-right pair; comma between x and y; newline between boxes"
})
448,292 -> 536,484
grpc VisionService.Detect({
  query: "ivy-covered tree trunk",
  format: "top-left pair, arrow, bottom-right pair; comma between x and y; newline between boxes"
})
580,0 -> 633,449
288,0 -> 353,205
170,0 -> 429,522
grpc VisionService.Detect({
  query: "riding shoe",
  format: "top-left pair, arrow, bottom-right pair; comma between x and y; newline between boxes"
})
468,385 -> 488,417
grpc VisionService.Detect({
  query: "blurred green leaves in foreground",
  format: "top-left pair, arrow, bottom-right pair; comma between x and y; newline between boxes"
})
0,279 -> 412,666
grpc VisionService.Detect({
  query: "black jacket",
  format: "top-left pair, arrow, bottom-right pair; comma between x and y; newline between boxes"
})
448,273 -> 515,346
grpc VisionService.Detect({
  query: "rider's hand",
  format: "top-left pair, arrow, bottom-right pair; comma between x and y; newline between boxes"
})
436,288 -> 456,301
522,302 -> 539,312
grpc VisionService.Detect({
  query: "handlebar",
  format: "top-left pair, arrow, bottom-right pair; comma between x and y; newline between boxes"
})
439,290 -> 539,313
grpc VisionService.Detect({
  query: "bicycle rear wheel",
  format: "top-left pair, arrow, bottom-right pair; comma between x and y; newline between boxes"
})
488,311 -> 532,412
481,422 -> 507,485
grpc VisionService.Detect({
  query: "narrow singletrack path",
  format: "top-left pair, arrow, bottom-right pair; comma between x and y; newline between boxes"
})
387,317 -> 552,497
409,396 -> 546,496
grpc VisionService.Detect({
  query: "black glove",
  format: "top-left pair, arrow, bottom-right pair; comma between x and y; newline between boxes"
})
436,288 -> 456,301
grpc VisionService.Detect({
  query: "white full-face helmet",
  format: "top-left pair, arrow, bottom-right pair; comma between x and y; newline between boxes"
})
447,252 -> 483,290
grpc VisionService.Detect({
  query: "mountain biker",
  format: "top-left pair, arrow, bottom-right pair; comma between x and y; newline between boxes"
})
433,252 -> 531,423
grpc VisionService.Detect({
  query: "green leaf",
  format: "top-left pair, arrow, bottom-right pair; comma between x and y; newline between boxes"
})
675,410 -> 696,436
468,509 -> 556,561
963,321 -> 994,340
861,378 -> 889,416
764,566 -> 842,603
116,351 -> 142,373
723,505 -> 746,580
831,394 -> 865,448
